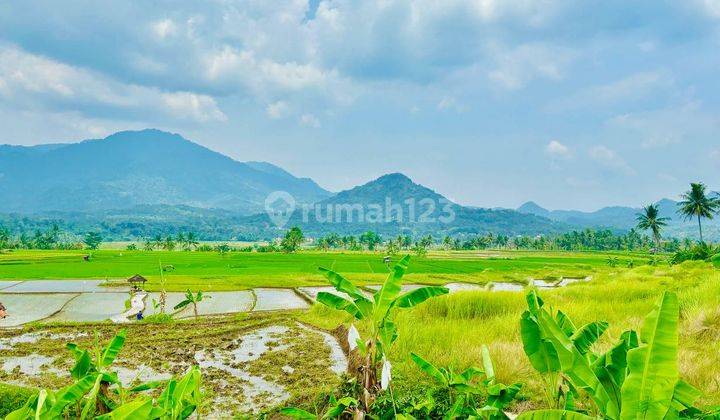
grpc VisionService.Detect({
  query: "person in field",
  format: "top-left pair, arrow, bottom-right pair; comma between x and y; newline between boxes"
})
0,302 -> 7,319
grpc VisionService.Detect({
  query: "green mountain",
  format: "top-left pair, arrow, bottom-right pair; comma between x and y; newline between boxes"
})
0,129 -> 331,214
247,173 -> 568,239
517,198 -> 720,240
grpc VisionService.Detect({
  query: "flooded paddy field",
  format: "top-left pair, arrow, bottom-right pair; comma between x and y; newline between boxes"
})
0,314 -> 347,416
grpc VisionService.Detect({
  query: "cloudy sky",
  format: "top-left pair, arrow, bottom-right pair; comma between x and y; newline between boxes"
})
1,1 -> 719,210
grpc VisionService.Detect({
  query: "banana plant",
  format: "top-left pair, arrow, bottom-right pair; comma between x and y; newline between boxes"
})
411,345 -> 521,419
6,330 -> 129,419
315,255 -> 449,412
6,330 -> 204,420
97,366 -> 205,420
174,290 -> 211,318
280,395 -> 360,419
518,291 -> 702,419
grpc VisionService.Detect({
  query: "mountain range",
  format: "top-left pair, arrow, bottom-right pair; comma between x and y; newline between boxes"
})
0,129 -> 716,240
516,199 -> 719,240
0,129 -> 330,214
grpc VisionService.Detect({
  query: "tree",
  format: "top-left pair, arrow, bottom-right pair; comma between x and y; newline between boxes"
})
280,227 -> 304,253
678,182 -> 720,243
162,236 -> 176,251
152,234 -> 163,250
359,231 -> 382,251
142,238 -> 155,251
185,232 -> 199,250
83,232 -> 103,250
636,203 -> 669,252
0,225 -> 10,249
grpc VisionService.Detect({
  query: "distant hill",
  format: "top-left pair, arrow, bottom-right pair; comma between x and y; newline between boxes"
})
517,198 -> 720,240
245,173 -> 568,238
0,129 -> 331,214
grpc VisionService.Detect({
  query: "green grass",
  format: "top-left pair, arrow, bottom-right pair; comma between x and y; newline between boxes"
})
0,249 -> 652,291
0,383 -> 33,417
298,260 -> 720,411
1,249 -> 716,415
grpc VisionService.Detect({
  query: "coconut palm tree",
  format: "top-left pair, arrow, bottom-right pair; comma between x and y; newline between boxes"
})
677,182 -> 720,243
636,203 -> 669,252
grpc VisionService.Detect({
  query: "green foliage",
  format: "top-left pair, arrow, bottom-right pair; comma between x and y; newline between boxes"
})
0,384 -> 34,418
410,346 -> 522,419
173,290 -> 211,318
315,255 -> 448,412
5,331 -> 204,420
677,182 -> 720,243
83,232 -> 103,250
520,290 -> 703,419
672,242 -> 719,264
280,395 -> 360,419
359,231 -> 382,251
281,226 -> 305,253
635,203 -> 669,250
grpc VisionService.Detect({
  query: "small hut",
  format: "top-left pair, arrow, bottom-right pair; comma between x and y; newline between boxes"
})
127,274 -> 148,291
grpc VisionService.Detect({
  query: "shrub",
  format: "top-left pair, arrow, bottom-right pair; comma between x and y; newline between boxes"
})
0,384 -> 34,418
672,242 -> 719,264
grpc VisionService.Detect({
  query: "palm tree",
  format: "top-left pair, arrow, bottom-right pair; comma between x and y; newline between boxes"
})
677,183 -> 720,243
636,203 -> 669,252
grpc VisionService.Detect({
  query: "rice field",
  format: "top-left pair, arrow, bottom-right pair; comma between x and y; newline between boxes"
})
0,249 -> 650,290
2,249 -> 717,417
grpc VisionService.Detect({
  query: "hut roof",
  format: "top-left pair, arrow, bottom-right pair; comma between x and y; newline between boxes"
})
127,274 -> 148,284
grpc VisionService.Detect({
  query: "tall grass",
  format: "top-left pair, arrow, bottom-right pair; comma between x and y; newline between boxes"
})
299,261 -> 720,408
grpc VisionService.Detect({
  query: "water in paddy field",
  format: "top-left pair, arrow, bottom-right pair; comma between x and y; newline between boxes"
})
252,288 -> 309,311
0,279 -> 121,293
0,293 -> 77,327
0,323 -> 348,415
49,292 -> 131,322
0,278 -> 592,327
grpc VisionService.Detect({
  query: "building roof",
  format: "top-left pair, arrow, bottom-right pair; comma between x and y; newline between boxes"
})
127,274 -> 148,284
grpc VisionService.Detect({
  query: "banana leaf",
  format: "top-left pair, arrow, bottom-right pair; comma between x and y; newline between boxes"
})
373,255 -> 410,323
520,310 -> 560,373
318,266 -> 369,302
411,353 -> 448,386
571,321 -> 609,356
101,329 -> 127,367
592,330 -> 638,411
47,374 -> 98,417
527,291 -> 617,418
670,379 -> 702,413
481,344 -> 495,381
279,407 -> 317,419
95,398 -> 159,420
516,409 -> 597,419
395,286 -> 449,308
556,310 -> 577,336
316,292 -> 363,319
620,291 -> 679,419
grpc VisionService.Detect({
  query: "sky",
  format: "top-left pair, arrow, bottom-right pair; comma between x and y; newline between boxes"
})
0,1 -> 719,211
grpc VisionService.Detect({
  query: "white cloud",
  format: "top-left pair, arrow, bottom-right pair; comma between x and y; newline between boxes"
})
588,145 -> 635,175
545,140 -> 572,159
151,19 -> 177,39
711,149 -> 720,161
299,113 -> 321,128
437,96 -> 465,112
487,43 -> 572,90
693,0 -> 720,18
0,44 -> 226,123
266,100 -> 290,119
161,92 -> 226,122
606,102 -> 717,149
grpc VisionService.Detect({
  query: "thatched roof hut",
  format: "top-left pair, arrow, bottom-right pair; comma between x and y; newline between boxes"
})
127,274 -> 148,287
